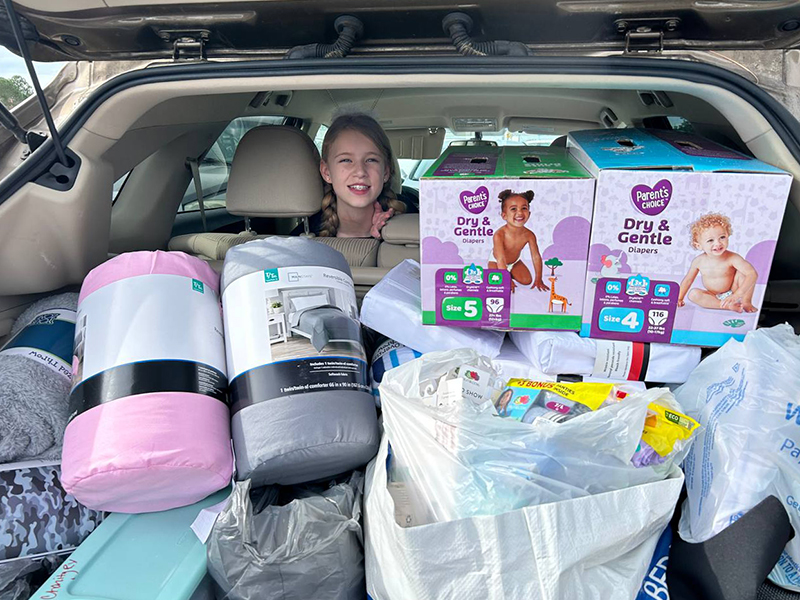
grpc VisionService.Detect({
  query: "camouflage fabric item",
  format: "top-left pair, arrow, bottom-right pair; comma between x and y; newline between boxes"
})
0,465 -> 104,561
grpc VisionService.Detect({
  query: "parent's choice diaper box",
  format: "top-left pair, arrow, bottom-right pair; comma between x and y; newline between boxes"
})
569,128 -> 792,347
420,146 -> 595,331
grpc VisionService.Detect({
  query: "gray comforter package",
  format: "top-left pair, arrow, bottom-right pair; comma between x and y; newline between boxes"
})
207,473 -> 365,600
0,293 -> 78,463
222,238 -> 379,486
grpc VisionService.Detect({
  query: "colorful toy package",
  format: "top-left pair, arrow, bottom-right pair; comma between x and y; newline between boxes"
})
494,379 -> 627,423
569,128 -> 792,347
420,146 -> 595,331
494,378 -> 700,467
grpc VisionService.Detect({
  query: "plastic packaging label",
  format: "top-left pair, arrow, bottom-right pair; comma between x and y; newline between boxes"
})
223,266 -> 368,415
0,308 -> 76,381
593,339 -> 650,380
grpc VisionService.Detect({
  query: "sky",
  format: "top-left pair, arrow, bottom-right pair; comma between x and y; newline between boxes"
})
0,47 -> 68,87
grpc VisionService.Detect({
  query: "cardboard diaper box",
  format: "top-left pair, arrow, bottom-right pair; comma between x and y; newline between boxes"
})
420,146 -> 595,331
569,128 -> 792,347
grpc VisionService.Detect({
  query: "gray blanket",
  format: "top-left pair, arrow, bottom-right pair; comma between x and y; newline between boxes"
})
222,237 -> 379,486
0,293 -> 78,463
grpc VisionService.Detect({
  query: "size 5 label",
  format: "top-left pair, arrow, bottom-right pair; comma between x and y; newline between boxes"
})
434,267 -> 510,328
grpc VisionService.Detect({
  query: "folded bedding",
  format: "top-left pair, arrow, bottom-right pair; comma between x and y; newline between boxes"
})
61,251 -> 233,513
509,331 -> 701,383
0,293 -> 78,463
222,238 -> 379,486
492,338 -> 553,382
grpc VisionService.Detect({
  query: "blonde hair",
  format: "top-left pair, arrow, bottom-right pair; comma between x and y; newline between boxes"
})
318,113 -> 406,237
690,213 -> 732,248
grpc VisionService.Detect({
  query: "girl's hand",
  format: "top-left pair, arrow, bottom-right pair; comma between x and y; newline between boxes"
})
677,298 -> 685,307
533,279 -> 549,292
370,202 -> 395,238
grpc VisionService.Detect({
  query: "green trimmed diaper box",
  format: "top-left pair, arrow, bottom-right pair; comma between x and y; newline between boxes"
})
420,145 -> 595,331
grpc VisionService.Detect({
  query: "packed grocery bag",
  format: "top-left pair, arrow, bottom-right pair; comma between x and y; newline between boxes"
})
365,348 -> 688,600
675,324 -> 800,591
207,473 -> 365,600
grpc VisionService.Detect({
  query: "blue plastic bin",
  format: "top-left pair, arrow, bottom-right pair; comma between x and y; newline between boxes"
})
30,488 -> 229,600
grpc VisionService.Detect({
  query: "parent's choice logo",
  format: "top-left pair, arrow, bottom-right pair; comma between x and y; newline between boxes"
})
460,186 -> 489,214
631,180 -> 672,216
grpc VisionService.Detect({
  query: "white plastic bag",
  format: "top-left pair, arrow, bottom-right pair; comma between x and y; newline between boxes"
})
676,324 -> 800,591
365,434 -> 684,600
379,348 -> 684,524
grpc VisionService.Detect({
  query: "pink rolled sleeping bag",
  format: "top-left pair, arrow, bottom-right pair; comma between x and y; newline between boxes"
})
62,251 -> 232,513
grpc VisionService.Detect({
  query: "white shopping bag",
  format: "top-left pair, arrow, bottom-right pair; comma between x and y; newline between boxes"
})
365,435 -> 684,600
676,324 -> 800,591
366,349 -> 685,600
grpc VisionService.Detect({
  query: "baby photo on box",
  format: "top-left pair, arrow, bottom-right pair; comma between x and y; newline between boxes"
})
420,147 -> 595,331
570,129 -> 793,346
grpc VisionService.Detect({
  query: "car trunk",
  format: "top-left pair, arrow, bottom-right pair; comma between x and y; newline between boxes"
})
1,56 -> 799,311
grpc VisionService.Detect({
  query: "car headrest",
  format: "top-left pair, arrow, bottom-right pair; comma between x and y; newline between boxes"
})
390,155 -> 403,195
226,126 -> 323,218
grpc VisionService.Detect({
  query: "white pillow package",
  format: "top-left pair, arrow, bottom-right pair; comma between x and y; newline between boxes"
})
510,330 -> 700,383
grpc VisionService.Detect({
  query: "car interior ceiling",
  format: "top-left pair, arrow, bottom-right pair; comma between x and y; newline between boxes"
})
1,73 -> 800,339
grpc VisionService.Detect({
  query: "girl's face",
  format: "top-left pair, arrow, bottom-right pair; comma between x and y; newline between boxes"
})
695,225 -> 730,256
501,196 -> 531,227
320,129 -> 390,210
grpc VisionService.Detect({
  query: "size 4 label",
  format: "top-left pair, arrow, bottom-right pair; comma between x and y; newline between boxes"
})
590,277 -> 677,343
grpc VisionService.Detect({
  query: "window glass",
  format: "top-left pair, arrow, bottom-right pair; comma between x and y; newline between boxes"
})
313,123 -> 328,154
178,116 -> 285,213
111,171 -> 130,203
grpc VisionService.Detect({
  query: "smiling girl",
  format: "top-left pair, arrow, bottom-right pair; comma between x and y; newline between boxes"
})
313,113 -> 406,238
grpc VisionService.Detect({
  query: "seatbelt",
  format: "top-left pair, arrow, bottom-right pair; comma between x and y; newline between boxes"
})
186,157 -> 207,232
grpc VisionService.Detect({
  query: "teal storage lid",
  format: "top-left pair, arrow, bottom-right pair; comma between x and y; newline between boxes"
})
31,488 -> 230,600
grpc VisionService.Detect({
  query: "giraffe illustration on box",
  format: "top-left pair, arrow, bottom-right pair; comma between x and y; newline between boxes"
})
548,276 -> 571,313
544,257 -> 570,313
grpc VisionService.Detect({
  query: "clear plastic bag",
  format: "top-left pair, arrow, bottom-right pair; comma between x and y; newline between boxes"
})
676,324 -> 800,591
379,348 -> 688,525
207,473 -> 364,600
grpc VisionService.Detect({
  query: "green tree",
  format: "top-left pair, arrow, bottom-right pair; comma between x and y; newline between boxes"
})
0,75 -> 33,108
544,257 -> 563,277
